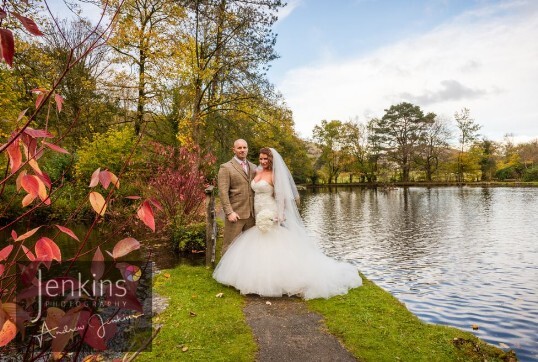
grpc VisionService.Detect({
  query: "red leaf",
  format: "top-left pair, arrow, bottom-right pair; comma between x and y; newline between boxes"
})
0,245 -> 13,261
35,93 -> 45,109
0,264 -> 4,277
11,230 -> 17,240
91,247 -> 104,280
55,225 -> 79,241
137,201 -> 155,232
0,29 -> 14,67
15,226 -> 41,241
11,12 -> 44,36
42,141 -> 69,154
23,127 -> 53,138
35,172 -> 52,189
54,93 -> 63,112
6,137 -> 22,173
0,9 -> 7,19
89,168 -> 100,187
0,319 -> 16,347
21,245 -> 35,261
99,170 -> 112,189
148,197 -> 163,211
18,261 -> 40,286
21,174 -> 40,196
112,238 -> 140,259
35,237 -> 61,262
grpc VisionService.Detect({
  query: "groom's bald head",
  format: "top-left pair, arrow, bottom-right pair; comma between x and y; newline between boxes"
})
233,139 -> 248,160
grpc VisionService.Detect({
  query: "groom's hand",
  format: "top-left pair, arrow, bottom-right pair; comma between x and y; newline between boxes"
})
228,212 -> 239,223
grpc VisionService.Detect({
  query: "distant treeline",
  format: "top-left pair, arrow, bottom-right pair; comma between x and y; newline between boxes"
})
304,103 -> 538,184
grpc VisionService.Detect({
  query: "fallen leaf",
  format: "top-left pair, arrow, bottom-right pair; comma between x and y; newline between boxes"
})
499,342 -> 510,349
163,273 -> 171,278
471,324 -> 479,330
189,311 -> 197,317
215,293 -> 224,298
182,346 -> 188,352
265,301 -> 272,306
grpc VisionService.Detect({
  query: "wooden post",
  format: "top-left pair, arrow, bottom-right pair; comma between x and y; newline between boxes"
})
205,186 -> 217,266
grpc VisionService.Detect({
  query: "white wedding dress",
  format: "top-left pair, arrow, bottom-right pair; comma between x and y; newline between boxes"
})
213,179 -> 362,299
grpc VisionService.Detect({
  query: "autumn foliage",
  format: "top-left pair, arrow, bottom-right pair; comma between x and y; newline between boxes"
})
0,3 -> 162,358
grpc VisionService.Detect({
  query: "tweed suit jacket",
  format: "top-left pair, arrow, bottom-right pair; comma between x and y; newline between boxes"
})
218,158 -> 257,219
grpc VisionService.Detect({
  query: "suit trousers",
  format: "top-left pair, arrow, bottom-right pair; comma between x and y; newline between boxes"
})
222,216 -> 255,255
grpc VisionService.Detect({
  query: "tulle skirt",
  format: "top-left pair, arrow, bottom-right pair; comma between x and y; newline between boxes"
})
213,224 -> 362,300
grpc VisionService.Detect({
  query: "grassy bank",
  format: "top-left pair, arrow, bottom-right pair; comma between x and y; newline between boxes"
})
136,264 -> 257,361
308,276 -> 516,361
138,265 -> 515,361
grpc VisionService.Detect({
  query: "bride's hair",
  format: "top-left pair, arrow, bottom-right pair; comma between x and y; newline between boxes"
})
259,147 -> 273,170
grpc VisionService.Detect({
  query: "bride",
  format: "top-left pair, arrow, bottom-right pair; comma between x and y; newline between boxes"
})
213,147 -> 362,299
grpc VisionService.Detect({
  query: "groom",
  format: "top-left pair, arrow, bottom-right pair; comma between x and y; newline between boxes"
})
218,139 -> 257,255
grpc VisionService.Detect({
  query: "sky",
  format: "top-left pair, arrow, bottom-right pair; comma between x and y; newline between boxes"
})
268,0 -> 538,143
45,0 -> 538,144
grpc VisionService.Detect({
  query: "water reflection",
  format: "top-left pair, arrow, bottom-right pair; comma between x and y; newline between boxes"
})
301,186 -> 538,361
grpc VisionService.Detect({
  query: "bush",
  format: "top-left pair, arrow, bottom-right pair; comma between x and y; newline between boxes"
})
173,222 -> 207,252
495,164 -> 524,180
522,165 -> 538,181
75,126 -> 144,183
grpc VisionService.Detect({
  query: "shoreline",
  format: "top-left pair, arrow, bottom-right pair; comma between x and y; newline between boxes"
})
301,181 -> 538,188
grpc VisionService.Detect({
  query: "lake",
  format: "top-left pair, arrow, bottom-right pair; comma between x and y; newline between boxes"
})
299,186 -> 538,361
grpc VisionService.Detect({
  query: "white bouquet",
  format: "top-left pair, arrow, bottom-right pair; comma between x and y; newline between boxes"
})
256,209 -> 277,233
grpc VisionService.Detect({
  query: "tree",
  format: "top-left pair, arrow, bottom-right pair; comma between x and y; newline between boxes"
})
477,138 -> 498,181
105,0 -> 185,135
454,108 -> 481,182
313,120 -> 348,183
371,102 -> 434,182
415,115 -> 451,181
340,119 -> 377,183
176,0 -> 284,147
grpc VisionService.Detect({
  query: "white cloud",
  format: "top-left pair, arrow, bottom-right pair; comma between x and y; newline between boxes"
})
278,0 -> 538,142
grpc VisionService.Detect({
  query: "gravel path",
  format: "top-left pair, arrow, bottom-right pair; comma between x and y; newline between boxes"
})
243,296 -> 357,362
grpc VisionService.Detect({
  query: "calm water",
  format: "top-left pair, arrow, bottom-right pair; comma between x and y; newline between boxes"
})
300,186 -> 538,361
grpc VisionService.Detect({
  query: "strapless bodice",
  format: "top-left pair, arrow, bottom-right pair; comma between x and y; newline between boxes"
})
251,179 -> 277,217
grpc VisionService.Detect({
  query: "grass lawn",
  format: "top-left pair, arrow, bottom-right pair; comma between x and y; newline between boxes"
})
135,264 -> 257,361
136,265 -> 516,361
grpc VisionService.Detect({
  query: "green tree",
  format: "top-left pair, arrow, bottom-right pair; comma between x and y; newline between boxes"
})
105,0 -> 185,135
175,0 -> 284,147
313,120 -> 348,183
415,115 -> 451,181
477,138 -> 498,181
371,102 -> 434,182
454,108 -> 481,182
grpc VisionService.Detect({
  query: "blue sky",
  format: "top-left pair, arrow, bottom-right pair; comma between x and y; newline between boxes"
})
269,0 -> 538,142
269,0 -> 477,83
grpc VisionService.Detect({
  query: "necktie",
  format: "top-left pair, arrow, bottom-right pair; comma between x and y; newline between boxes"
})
241,161 -> 248,174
